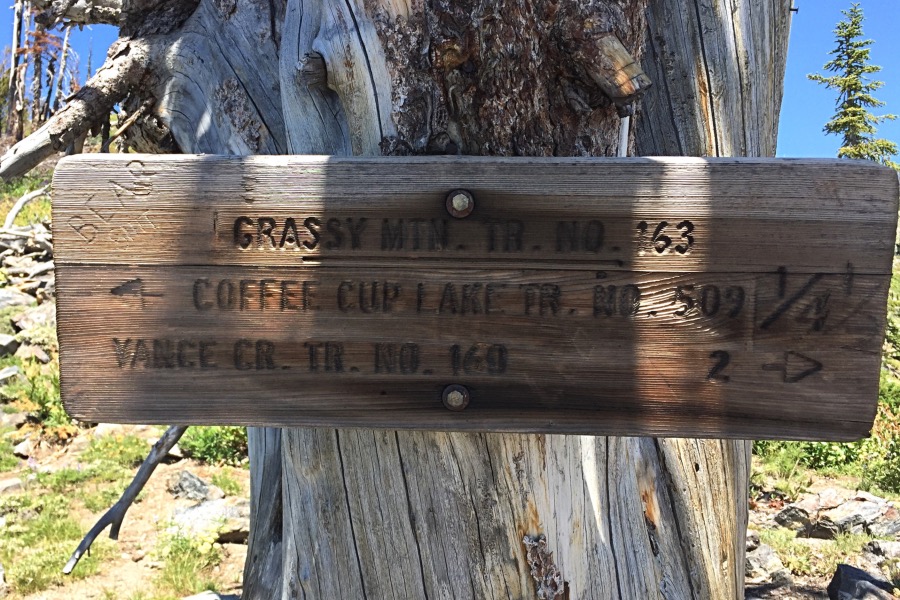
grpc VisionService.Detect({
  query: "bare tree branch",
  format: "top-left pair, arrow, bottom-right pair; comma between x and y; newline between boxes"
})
0,37 -> 151,181
4,185 -> 50,229
63,425 -> 188,575
33,0 -> 122,27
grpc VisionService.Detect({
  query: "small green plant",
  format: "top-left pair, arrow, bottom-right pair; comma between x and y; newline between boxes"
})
0,171 -> 52,226
3,361 -> 72,437
154,529 -> 223,597
758,527 -> 872,579
37,466 -> 95,492
0,492 -> 110,594
211,470 -> 242,496
0,427 -> 19,472
84,434 -> 149,468
180,426 -> 248,465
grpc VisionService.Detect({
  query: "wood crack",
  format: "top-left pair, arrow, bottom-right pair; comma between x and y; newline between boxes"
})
653,439 -> 699,599
690,0 -> 720,155
393,432 -> 429,600
334,430 -> 369,600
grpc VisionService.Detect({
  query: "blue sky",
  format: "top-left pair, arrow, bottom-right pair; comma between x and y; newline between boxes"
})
778,0 -> 900,157
2,1 -> 899,158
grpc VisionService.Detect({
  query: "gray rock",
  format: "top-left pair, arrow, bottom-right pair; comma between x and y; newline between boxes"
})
167,470 -> 212,502
827,564 -> 895,600
0,410 -> 26,429
14,344 -> 49,364
181,592 -> 240,600
13,301 -> 55,332
0,366 -> 19,384
869,506 -> 900,539
864,540 -> 900,561
746,529 -> 760,552
0,288 -> 35,310
745,543 -> 792,587
12,438 -> 31,458
93,423 -> 125,438
0,335 -> 19,358
0,478 -> 21,495
817,497 -> 888,538
170,497 -> 250,544
775,504 -> 812,532
66,435 -> 91,453
167,442 -> 185,460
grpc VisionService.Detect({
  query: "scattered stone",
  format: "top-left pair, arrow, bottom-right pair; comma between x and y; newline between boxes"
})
865,540 -> 900,561
181,592 -> 240,600
167,442 -> 185,460
12,301 -> 55,332
869,506 -> 900,539
66,435 -> 91,453
0,288 -> 36,310
0,410 -> 26,429
0,478 -> 22,495
171,497 -> 250,544
775,490 -> 894,540
0,560 -> 7,598
0,335 -> 19,358
775,504 -> 812,532
167,470 -> 212,502
14,343 -> 49,364
816,496 -> 889,539
207,485 -> 225,501
12,438 -> 31,458
93,423 -> 125,438
0,365 -> 19,384
826,564 -> 895,600
132,549 -> 146,562
745,543 -> 792,587
746,529 -> 760,552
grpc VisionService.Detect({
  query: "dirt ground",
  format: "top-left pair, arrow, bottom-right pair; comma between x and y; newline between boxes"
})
5,425 -> 248,600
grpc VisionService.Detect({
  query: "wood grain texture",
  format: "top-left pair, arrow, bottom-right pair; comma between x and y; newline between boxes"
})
53,154 -> 898,440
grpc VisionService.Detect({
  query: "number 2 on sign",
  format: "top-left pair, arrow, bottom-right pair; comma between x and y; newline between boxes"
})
637,220 -> 695,255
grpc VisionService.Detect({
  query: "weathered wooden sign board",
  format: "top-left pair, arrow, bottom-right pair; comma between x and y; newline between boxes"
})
52,155 -> 898,440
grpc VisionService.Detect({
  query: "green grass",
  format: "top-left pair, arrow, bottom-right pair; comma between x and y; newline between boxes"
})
211,470 -> 242,496
84,434 -> 149,468
759,527 -> 873,578
0,425 -> 19,472
0,492 -> 111,594
180,426 -> 248,466
153,530 -> 223,598
0,170 -> 52,226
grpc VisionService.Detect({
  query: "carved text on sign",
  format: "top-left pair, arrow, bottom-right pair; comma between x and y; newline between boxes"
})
52,156 -> 899,440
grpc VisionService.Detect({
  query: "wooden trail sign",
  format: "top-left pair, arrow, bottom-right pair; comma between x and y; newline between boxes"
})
52,155 -> 898,440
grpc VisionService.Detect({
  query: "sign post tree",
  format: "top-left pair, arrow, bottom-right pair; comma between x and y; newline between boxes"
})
8,1 -> 894,598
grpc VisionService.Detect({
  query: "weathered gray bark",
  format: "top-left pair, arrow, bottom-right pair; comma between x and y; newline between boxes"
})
6,0 -> 24,136
6,0 -> 791,596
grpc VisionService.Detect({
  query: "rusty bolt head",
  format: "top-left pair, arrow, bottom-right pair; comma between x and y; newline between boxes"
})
446,189 -> 474,218
442,384 -> 470,411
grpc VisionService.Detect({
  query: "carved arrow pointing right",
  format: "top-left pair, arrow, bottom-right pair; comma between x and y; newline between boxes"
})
762,351 -> 823,383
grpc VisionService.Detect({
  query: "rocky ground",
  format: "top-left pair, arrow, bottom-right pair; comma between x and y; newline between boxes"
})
745,481 -> 900,599
1,420 -> 249,599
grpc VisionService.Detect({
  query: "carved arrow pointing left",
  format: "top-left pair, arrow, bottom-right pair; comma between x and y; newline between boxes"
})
110,278 -> 163,305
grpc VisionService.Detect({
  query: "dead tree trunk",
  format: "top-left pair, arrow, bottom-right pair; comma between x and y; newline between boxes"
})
2,0 -> 791,597
6,0 -> 24,135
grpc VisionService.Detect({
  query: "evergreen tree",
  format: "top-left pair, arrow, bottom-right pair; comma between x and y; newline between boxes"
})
809,3 -> 898,169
